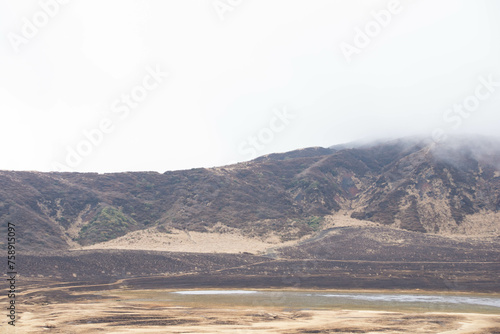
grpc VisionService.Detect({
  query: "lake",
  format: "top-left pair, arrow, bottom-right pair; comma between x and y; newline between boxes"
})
124,289 -> 500,314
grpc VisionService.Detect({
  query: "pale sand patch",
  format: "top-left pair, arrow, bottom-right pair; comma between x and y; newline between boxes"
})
453,211 -> 500,236
76,212 -> 381,254
322,210 -> 380,228
327,210 -> 500,240
74,209 -> 498,255
77,228 -> 303,254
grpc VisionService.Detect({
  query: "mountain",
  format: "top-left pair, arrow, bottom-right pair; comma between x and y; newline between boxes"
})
1,135 -> 499,253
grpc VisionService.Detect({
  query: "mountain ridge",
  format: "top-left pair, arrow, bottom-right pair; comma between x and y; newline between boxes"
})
2,135 -> 499,253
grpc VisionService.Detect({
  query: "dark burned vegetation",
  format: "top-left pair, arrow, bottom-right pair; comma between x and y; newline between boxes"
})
19,224 -> 500,292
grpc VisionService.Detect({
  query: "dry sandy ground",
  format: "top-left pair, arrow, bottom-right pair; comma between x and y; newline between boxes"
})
75,210 -> 500,254
455,211 -> 500,236
14,301 -> 500,334
76,212 -> 380,254
9,289 -> 500,334
77,210 -> 497,254
78,227 -> 296,254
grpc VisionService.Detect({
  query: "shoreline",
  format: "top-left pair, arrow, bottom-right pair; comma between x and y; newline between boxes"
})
111,286 -> 500,297
13,282 -> 500,332
18,301 -> 500,333
106,287 -> 500,315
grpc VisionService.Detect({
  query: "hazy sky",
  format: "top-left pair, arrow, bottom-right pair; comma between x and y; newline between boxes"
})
1,0 -> 499,172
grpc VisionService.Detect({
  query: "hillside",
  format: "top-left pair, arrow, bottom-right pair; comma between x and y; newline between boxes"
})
1,135 -> 500,253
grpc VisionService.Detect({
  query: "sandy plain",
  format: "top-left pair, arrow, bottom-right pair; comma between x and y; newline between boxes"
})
8,286 -> 500,334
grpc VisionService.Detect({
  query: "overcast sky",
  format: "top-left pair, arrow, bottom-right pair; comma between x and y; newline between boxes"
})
1,0 -> 499,172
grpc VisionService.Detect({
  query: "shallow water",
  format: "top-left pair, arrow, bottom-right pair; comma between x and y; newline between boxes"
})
125,290 -> 500,314
173,290 -> 258,295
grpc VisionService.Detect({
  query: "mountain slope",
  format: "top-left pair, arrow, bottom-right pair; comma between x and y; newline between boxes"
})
351,137 -> 500,233
1,136 -> 499,252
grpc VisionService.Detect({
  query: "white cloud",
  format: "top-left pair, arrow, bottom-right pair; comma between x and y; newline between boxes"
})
0,0 -> 499,172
